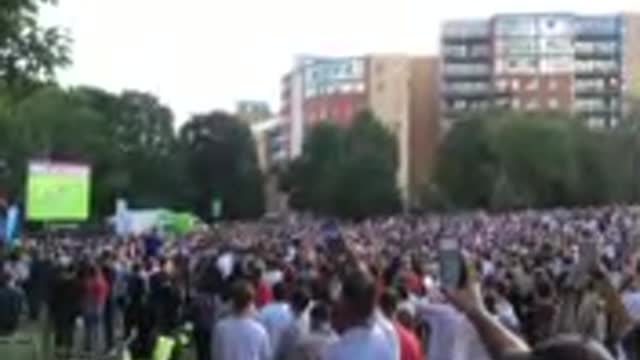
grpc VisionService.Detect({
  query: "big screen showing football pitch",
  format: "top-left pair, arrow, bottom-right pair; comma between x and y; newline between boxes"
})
26,161 -> 91,221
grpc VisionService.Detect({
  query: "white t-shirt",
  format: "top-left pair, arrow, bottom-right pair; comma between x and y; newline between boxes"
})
418,303 -> 491,360
323,322 -> 397,360
622,291 -> 640,321
374,310 -> 401,360
216,253 -> 234,279
258,302 -> 295,351
213,315 -> 271,360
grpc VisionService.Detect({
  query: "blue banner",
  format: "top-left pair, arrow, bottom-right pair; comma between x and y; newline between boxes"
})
5,205 -> 20,247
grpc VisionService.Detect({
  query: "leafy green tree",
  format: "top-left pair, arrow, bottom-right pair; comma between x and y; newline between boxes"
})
179,111 -> 264,220
76,87 -> 182,212
434,113 -> 498,208
5,86 -> 112,214
334,111 -> 400,219
287,110 -> 400,218
0,0 -> 71,93
287,121 -> 344,213
434,111 -> 624,210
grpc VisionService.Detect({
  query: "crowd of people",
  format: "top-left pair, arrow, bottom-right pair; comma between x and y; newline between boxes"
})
1,206 -> 640,360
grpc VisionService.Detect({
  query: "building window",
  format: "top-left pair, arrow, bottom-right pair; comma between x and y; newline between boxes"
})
526,79 -> 539,91
345,63 -> 353,75
548,79 -> 558,91
376,63 -> 385,74
512,79 -> 520,91
548,98 -> 559,110
377,81 -> 385,92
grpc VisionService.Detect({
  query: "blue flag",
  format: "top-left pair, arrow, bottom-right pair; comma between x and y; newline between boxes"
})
5,205 -> 20,247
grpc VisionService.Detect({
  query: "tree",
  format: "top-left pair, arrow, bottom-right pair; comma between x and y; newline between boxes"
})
287,110 -> 400,219
434,113 -> 498,208
76,88 -> 183,212
0,0 -> 71,94
179,111 -> 264,220
287,121 -> 344,213
433,111 -> 622,210
334,111 -> 400,219
4,86 -> 112,214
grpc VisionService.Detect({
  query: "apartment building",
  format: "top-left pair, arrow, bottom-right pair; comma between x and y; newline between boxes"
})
441,13 -> 640,128
280,54 -> 440,204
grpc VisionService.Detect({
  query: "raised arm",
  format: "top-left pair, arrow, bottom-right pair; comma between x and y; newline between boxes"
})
445,265 -> 531,360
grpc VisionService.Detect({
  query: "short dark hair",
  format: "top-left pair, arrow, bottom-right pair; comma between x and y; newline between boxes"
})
273,282 -> 287,301
231,280 -> 255,312
341,269 -> 376,320
290,287 -> 310,314
310,302 -> 330,328
379,288 -> 398,317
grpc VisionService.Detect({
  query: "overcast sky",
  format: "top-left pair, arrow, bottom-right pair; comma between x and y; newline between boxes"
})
42,0 -> 640,124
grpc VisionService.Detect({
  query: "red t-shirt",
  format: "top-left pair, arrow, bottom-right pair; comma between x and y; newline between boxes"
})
255,281 -> 273,308
394,322 -> 426,360
84,273 -> 109,307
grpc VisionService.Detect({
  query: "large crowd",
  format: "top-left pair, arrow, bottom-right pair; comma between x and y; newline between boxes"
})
2,207 -> 640,360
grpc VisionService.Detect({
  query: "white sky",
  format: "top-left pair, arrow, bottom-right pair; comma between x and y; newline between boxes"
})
42,0 -> 640,124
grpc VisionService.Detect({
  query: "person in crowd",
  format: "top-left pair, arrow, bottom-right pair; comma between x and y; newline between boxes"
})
48,263 -> 81,357
286,301 -> 337,360
0,270 -> 23,336
189,281 -> 217,360
124,263 -> 147,339
324,269 -> 399,360
149,257 -> 183,335
80,263 -> 109,354
212,280 -> 271,360
380,289 -> 425,360
275,286 -> 312,359
253,267 -> 273,309
25,250 -> 52,321
100,252 -> 117,351
258,281 -> 294,352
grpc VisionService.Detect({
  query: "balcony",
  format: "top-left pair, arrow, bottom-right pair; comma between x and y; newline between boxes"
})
574,66 -> 620,78
444,53 -> 491,62
442,21 -> 491,42
442,89 -> 492,100
443,65 -> 491,81
574,85 -> 621,97
574,43 -> 619,60
574,17 -> 621,40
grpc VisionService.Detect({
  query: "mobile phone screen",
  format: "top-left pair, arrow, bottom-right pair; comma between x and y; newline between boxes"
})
439,238 -> 463,289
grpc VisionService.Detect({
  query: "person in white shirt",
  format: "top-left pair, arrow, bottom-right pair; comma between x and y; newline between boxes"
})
417,301 -> 491,360
258,282 -> 294,352
285,301 -> 337,360
212,281 -> 271,360
323,270 -> 399,360
275,287 -> 312,359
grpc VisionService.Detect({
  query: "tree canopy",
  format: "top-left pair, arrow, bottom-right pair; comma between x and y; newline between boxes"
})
432,111 -> 640,210
287,110 -> 401,219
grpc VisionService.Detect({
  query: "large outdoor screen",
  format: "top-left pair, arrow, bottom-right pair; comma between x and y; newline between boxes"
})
26,161 -> 91,221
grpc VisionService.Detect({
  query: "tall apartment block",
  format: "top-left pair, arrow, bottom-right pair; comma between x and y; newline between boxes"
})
441,13 -> 640,129
280,55 -> 440,204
